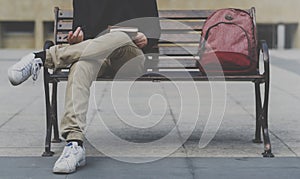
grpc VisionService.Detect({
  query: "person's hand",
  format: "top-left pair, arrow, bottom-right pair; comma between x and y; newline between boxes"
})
67,27 -> 84,45
133,32 -> 148,49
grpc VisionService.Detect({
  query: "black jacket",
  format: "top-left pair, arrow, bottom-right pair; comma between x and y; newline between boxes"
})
72,0 -> 161,53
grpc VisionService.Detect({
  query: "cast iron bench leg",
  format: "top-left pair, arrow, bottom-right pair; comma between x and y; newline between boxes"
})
51,82 -> 62,143
253,82 -> 262,143
259,40 -> 274,158
261,76 -> 274,157
42,68 -> 54,157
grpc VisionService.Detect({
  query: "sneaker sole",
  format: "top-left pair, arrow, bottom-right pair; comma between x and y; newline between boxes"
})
7,68 -> 20,86
53,158 -> 86,174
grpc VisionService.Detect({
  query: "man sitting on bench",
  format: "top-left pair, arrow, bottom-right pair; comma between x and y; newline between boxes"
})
8,0 -> 160,174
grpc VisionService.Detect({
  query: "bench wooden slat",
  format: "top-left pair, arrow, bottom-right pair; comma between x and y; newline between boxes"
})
56,20 -> 205,31
159,10 -> 214,19
49,70 -> 265,82
57,9 -> 73,18
139,73 -> 265,82
158,9 -> 251,19
160,20 -> 204,30
56,9 -> 215,19
157,60 -> 197,68
57,38 -> 200,47
56,32 -> 201,45
159,46 -> 199,55
57,20 -> 73,30
56,32 -> 68,43
159,33 -> 200,43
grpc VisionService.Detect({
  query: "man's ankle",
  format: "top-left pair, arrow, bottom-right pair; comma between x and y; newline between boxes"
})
34,51 -> 46,64
67,140 -> 83,147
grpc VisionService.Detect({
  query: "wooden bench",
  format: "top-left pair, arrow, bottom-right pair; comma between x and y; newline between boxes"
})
42,7 -> 273,157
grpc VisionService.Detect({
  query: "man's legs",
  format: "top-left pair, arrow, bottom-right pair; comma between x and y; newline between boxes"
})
46,32 -> 142,70
52,58 -> 101,174
106,45 -> 145,77
8,32 -> 135,85
53,32 -> 145,173
60,38 -> 145,142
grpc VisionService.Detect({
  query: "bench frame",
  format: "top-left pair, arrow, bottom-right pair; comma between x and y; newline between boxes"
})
42,7 -> 274,157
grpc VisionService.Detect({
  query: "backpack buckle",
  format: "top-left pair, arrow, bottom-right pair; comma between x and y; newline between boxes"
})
225,14 -> 233,21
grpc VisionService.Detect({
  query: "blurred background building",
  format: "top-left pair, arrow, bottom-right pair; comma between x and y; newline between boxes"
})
0,0 -> 298,49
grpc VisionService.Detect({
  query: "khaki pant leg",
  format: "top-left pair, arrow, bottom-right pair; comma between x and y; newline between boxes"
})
59,32 -> 139,141
96,40 -> 145,78
107,45 -> 145,77
60,59 -> 102,141
44,31 -> 134,69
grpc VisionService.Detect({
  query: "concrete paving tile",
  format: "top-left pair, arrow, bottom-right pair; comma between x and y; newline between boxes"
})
0,157 -> 65,179
184,133 -> 295,157
84,119 -> 186,158
68,157 -> 193,179
0,115 -> 45,132
0,148 -> 51,157
192,157 -> 300,179
0,157 -> 194,179
0,131 -> 45,148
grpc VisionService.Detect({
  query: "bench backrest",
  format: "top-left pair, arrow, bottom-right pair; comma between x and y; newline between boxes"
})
53,7 -> 255,70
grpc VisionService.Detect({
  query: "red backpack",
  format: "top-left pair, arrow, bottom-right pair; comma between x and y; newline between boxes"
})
198,8 -> 257,75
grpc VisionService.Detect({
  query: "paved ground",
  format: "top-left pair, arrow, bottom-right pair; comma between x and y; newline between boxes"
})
0,49 -> 299,178
0,157 -> 299,179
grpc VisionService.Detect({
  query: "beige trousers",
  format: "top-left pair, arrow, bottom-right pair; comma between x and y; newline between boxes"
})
45,32 -> 145,141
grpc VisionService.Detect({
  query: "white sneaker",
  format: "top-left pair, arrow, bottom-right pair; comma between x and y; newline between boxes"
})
53,142 -> 86,174
8,53 -> 43,86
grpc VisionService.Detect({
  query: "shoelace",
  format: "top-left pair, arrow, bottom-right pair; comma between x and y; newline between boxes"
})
57,145 -> 73,161
61,144 -> 79,159
31,58 -> 43,81
62,146 -> 72,159
21,64 -> 32,78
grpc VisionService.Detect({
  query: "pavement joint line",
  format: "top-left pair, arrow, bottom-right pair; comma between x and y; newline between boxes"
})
271,57 -> 300,76
269,130 -> 298,157
0,96 -> 40,129
227,92 -> 255,119
0,59 -> 18,62
272,84 -> 300,101
0,147 -> 58,148
161,84 -> 196,179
